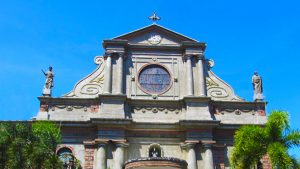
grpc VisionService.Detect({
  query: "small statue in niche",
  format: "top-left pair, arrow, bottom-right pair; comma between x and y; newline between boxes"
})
149,146 -> 161,157
42,66 -> 54,97
252,71 -> 263,101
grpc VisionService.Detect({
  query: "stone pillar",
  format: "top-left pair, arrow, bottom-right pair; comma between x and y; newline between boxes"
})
197,54 -> 206,96
103,53 -> 112,94
114,142 -> 129,169
83,144 -> 95,169
181,143 -> 197,169
185,55 -> 194,96
95,143 -> 107,169
203,144 -> 214,169
116,52 -> 124,94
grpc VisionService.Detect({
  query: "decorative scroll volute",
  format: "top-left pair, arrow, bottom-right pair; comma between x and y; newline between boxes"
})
63,56 -> 105,98
205,59 -> 243,101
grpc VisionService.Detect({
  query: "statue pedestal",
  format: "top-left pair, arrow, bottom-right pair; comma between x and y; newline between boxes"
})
42,88 -> 51,97
254,93 -> 264,101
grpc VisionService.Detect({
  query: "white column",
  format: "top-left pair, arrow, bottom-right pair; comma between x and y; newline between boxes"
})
186,55 -> 194,96
103,54 -> 112,94
204,144 -> 214,169
114,142 -> 128,169
95,143 -> 106,169
182,143 -> 197,169
116,53 -> 124,94
197,54 -> 206,96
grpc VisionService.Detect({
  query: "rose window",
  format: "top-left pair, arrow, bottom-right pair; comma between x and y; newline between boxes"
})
138,64 -> 171,94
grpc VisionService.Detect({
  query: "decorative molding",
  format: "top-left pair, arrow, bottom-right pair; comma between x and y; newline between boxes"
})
148,33 -> 163,45
66,105 -> 73,111
63,56 -> 105,98
49,104 -> 99,113
152,57 -> 158,62
206,70 -> 244,101
131,106 -> 180,114
215,107 -> 256,115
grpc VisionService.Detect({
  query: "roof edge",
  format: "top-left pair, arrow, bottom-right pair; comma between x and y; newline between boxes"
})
112,24 -> 199,42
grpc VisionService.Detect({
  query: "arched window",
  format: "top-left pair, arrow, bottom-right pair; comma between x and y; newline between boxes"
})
148,144 -> 162,157
57,147 -> 74,168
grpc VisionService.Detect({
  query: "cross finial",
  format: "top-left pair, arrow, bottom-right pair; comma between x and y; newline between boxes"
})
148,12 -> 161,23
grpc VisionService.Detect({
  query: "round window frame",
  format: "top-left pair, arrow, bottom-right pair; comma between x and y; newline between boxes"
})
137,63 -> 173,95
57,147 -> 74,165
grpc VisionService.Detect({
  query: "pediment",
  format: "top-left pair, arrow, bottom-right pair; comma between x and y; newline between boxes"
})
113,24 -> 197,46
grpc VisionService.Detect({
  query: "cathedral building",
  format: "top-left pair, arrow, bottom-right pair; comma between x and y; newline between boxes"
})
36,22 -> 268,169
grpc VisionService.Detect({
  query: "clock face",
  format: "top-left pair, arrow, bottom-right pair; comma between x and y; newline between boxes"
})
148,33 -> 162,45
138,64 -> 172,94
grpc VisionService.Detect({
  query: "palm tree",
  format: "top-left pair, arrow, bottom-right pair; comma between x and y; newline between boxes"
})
0,121 -> 65,169
0,122 -> 33,169
231,110 -> 300,169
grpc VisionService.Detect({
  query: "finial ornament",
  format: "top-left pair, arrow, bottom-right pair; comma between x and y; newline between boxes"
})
148,12 -> 161,23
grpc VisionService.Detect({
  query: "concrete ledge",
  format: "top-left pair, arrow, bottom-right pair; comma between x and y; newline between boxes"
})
183,96 -> 211,102
90,118 -> 132,125
179,120 -> 220,128
98,94 -> 127,101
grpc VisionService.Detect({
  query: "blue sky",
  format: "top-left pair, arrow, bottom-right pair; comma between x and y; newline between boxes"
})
0,0 -> 299,158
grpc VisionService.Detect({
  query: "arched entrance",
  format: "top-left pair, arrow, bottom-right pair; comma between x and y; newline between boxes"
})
124,157 -> 188,169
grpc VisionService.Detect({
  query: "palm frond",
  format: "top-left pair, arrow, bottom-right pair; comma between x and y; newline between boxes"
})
266,110 -> 289,141
284,130 -> 300,148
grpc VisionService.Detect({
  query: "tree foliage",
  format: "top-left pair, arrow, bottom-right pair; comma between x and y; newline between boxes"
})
0,121 -> 65,169
231,110 -> 300,169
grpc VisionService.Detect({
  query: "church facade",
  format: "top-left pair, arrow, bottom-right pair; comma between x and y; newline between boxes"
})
36,24 -> 268,169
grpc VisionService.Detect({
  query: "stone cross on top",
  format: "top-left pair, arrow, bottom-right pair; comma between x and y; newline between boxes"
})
148,12 -> 161,23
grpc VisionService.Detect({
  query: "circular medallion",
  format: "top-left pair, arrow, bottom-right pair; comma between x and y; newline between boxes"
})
138,64 -> 172,94
148,33 -> 162,45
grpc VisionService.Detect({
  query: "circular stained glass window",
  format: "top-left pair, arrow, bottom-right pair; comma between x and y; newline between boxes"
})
138,64 -> 172,94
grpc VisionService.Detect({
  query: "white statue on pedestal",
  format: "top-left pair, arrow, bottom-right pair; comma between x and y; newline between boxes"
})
252,71 -> 263,101
42,66 -> 54,97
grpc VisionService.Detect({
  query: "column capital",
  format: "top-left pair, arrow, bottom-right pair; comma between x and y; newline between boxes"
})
117,52 -> 126,58
83,140 -> 96,146
114,141 -> 129,148
93,139 -> 109,147
104,52 -> 113,58
201,140 -> 216,149
183,54 -> 194,59
180,140 -> 199,149
203,144 -> 213,149
196,53 -> 205,60
105,51 -> 126,58
97,142 -> 108,148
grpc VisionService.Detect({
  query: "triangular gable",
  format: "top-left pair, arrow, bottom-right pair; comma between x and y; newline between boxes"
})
113,24 -> 198,45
